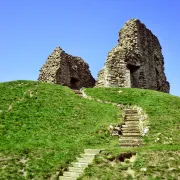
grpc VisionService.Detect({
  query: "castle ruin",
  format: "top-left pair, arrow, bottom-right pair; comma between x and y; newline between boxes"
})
38,47 -> 95,89
96,19 -> 170,93
38,19 -> 170,93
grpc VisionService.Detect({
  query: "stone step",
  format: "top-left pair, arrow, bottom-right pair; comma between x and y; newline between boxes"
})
84,149 -> 101,154
120,135 -> 141,139
125,117 -> 139,121
125,114 -> 139,117
80,154 -> 95,158
77,155 -> 94,161
119,138 -> 142,143
59,176 -> 76,180
63,171 -> 81,178
122,124 -> 139,127
122,127 -> 139,129
122,133 -> 141,137
124,119 -> 139,122
76,157 -> 93,163
120,142 -> 141,147
122,127 -> 139,131
124,109 -> 138,114
125,114 -> 138,116
124,121 -> 139,125
122,125 -> 139,128
68,167 -> 85,173
73,90 -> 82,94
122,126 -> 139,129
124,118 -> 139,122
59,149 -> 102,180
72,162 -> 89,168
122,130 -> 140,133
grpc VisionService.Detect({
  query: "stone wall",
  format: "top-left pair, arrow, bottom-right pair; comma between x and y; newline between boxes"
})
38,47 -> 95,89
96,19 -> 170,93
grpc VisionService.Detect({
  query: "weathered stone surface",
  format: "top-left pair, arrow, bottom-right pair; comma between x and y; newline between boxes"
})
96,19 -> 170,93
38,47 -> 95,89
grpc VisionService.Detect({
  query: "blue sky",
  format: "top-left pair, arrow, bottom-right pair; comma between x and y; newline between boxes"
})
0,0 -> 180,96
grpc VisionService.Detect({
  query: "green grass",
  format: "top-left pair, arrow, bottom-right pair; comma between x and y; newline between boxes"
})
0,81 -> 121,179
79,151 -> 180,180
85,87 -> 180,148
79,87 -> 180,179
1,82 -> 180,179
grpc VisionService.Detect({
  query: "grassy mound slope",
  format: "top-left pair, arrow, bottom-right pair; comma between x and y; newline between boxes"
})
0,81 -> 120,179
85,88 -> 180,148
80,88 -> 180,179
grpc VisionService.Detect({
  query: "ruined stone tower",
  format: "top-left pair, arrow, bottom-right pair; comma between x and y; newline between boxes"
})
38,47 -> 95,89
96,19 -> 170,93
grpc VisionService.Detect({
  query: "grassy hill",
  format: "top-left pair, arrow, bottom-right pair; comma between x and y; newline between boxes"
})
0,81 -> 120,179
85,87 -> 180,149
81,87 -> 180,179
0,81 -> 180,179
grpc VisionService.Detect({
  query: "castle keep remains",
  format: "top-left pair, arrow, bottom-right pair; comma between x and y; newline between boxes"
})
96,19 -> 170,93
38,47 -> 95,89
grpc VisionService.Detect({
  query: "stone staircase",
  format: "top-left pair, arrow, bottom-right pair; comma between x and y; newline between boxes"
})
72,90 -> 144,148
119,109 -> 142,147
57,89 -> 146,179
73,90 -> 83,97
59,149 -> 101,180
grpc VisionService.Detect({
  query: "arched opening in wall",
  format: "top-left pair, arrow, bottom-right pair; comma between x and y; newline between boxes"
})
70,77 -> 79,89
127,64 -> 140,88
